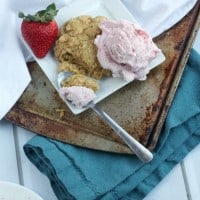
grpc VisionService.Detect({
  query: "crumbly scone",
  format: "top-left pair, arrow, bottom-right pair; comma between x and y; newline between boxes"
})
61,74 -> 99,92
57,61 -> 86,75
54,15 -> 111,80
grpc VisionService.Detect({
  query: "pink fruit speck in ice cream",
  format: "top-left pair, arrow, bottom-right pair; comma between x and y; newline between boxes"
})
94,19 -> 161,81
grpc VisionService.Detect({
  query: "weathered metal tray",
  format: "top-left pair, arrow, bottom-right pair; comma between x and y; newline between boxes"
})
5,1 -> 200,154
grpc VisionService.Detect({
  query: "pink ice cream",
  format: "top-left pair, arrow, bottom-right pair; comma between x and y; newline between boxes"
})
94,19 -> 161,81
59,86 -> 96,108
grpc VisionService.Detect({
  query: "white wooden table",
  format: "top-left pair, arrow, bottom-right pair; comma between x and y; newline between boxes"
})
0,30 -> 200,200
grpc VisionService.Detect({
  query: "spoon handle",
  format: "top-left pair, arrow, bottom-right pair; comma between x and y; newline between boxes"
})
89,103 -> 153,163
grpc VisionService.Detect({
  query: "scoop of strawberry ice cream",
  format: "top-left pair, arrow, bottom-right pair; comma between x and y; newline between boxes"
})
94,19 -> 161,81
59,86 -> 96,108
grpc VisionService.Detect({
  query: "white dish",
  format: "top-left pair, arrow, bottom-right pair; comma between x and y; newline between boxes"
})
21,0 -> 165,114
0,181 -> 43,200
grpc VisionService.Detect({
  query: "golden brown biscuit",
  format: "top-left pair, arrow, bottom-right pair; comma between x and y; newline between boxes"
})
54,15 -> 111,80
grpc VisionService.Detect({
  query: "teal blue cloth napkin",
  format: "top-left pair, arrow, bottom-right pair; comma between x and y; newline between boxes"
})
24,48 -> 200,200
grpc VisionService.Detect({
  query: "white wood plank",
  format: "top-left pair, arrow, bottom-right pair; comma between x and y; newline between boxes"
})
15,126 -> 57,200
0,120 -> 19,183
144,164 -> 188,200
182,144 -> 200,200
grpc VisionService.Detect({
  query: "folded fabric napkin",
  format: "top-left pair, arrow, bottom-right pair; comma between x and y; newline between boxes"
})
24,48 -> 200,200
121,0 -> 197,37
0,0 -> 197,120
0,0 -> 72,120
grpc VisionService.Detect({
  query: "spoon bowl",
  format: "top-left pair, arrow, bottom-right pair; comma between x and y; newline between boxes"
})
57,71 -> 72,88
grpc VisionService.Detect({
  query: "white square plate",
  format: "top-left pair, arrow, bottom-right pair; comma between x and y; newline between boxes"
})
21,0 -> 165,114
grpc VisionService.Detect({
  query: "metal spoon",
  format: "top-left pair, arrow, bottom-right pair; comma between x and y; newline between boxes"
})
57,71 -> 153,162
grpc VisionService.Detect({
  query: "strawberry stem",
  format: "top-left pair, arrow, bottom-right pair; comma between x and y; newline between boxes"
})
18,3 -> 58,23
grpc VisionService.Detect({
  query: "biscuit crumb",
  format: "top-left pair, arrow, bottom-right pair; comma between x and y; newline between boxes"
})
55,108 -> 66,118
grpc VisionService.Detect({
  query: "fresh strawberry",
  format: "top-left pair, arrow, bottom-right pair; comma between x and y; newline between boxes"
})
19,3 -> 58,58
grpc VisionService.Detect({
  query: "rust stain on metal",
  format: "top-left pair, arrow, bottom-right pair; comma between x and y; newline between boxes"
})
175,40 -> 185,50
5,1 -> 200,153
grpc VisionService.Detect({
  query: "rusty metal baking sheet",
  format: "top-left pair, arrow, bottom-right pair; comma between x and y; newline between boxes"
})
5,1 -> 200,154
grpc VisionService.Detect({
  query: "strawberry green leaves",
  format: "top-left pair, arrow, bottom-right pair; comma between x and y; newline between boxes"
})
18,3 -> 58,23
